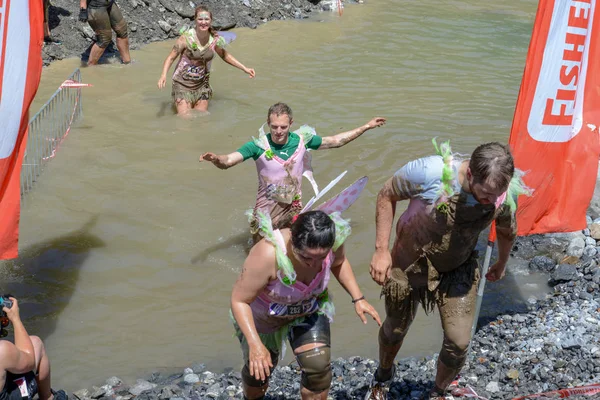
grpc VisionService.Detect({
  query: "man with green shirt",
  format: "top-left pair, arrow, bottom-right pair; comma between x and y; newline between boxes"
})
200,102 -> 385,240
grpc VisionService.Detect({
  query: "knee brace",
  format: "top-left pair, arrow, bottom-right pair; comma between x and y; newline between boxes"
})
439,339 -> 469,369
95,30 -> 113,48
296,345 -> 331,393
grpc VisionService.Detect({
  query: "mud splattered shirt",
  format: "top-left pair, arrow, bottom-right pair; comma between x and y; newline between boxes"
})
390,155 -> 516,272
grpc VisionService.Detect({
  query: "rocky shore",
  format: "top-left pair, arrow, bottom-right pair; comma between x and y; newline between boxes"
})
68,220 -> 600,399
42,0 -> 349,65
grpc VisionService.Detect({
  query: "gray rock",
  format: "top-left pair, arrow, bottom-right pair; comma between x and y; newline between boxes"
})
206,383 -> 221,397
566,237 -> 585,258
585,236 -> 597,246
537,232 -> 584,255
584,245 -> 598,258
129,380 -> 157,396
158,20 -> 171,32
529,255 -> 556,272
561,338 -> 583,350
486,381 -> 500,393
90,386 -> 106,399
157,0 -> 195,18
128,0 -> 141,7
106,376 -> 122,387
183,373 -> 200,384
550,264 -> 578,285
190,362 -> 206,373
580,291 -> 594,301
158,385 -> 181,400
78,25 -> 96,40
73,389 -> 90,400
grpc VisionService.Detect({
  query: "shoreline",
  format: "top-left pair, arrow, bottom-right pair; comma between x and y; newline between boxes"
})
42,0 -> 350,66
69,222 -> 600,399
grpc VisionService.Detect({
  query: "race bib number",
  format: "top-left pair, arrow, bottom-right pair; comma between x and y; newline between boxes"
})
268,297 -> 318,317
183,65 -> 205,81
13,377 -> 29,398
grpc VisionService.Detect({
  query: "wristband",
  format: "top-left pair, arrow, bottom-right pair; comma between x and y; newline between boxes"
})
351,296 -> 365,304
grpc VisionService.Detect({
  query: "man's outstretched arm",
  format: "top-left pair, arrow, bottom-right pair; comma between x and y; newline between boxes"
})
199,151 -> 244,170
318,117 -> 386,149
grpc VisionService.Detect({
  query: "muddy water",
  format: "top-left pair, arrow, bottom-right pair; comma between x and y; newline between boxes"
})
2,0 -> 549,391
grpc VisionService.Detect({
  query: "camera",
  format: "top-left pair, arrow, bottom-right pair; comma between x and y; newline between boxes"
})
0,295 -> 13,338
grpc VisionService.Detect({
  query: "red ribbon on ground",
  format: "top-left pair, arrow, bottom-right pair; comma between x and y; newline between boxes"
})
511,383 -> 600,399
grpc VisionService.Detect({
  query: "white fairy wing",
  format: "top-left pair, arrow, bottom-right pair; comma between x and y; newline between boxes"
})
301,171 -> 347,213
316,176 -> 368,214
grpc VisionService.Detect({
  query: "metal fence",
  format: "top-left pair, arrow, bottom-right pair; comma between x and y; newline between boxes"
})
20,68 -> 83,196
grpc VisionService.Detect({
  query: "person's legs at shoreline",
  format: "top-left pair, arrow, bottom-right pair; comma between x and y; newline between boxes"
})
30,336 -> 67,400
31,335 -> 52,400
365,267 -> 419,400
289,314 -> 332,400
43,0 -> 60,44
86,7 -> 112,65
431,267 -> 479,398
108,2 -> 131,64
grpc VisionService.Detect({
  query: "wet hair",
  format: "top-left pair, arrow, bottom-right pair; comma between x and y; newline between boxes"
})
469,142 -> 514,190
194,6 -> 218,38
267,102 -> 293,123
291,211 -> 335,251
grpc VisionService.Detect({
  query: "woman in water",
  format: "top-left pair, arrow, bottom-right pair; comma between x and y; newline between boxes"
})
157,6 -> 255,116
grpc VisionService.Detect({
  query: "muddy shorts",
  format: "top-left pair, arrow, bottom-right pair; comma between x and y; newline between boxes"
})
171,76 -> 212,106
382,252 -> 480,328
87,1 -> 128,48
43,0 -> 50,23
237,312 -> 330,387
381,252 -> 481,369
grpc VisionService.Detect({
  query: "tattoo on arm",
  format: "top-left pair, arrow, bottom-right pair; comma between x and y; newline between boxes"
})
323,126 -> 367,149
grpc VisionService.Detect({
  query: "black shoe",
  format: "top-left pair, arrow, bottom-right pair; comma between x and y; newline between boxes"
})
51,389 -> 68,400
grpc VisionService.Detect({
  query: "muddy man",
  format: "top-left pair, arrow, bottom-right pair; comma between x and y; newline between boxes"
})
364,141 -> 528,400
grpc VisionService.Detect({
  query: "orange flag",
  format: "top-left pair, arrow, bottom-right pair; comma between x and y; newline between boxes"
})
0,0 -> 44,259
509,0 -> 600,236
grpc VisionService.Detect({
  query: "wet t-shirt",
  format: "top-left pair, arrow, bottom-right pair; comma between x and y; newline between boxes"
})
391,155 -> 516,272
237,132 -> 322,161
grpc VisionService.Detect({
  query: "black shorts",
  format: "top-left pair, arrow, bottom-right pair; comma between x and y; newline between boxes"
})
238,312 -> 331,366
2,371 -> 38,400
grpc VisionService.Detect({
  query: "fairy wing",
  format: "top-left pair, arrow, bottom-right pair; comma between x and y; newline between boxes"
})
316,176 -> 368,214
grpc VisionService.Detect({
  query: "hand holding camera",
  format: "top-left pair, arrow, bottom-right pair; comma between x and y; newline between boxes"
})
0,296 -> 17,337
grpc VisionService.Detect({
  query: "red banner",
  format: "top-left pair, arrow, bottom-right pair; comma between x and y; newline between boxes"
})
0,0 -> 43,259
510,0 -> 600,235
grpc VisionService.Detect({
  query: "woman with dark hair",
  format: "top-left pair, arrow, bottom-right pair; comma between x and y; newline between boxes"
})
157,6 -> 255,117
231,210 -> 381,400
